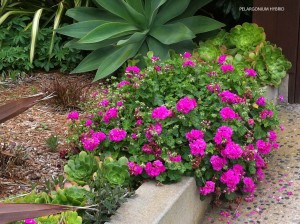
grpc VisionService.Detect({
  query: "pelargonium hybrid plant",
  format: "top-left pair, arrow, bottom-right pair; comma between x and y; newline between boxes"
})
67,46 -> 284,202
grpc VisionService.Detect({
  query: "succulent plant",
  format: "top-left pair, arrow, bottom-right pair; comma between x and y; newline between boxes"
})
64,151 -> 99,185
51,186 -> 90,206
102,157 -> 130,186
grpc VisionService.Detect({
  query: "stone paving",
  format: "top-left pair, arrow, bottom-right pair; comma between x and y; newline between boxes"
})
201,104 -> 300,224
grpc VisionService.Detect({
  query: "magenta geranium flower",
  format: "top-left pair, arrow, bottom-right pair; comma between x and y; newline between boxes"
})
185,129 -> 204,142
218,55 -> 227,65
210,155 -> 227,171
256,96 -> 266,106
199,181 -> 215,195
220,169 -> 240,192
108,128 -> 127,142
243,177 -> 256,193
117,80 -> 130,88
81,131 -> 106,151
67,111 -> 79,120
189,139 -> 207,156
183,52 -> 191,58
169,154 -> 182,162
128,161 -> 143,176
245,68 -> 257,77
152,106 -> 172,120
220,64 -> 234,73
220,107 -> 237,120
214,126 -> 233,144
145,160 -> 166,177
125,65 -> 140,74
182,59 -> 196,67
222,142 -> 243,159
176,96 -> 197,114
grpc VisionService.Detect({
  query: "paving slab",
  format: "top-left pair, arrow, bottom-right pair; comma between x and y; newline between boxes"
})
201,104 -> 300,224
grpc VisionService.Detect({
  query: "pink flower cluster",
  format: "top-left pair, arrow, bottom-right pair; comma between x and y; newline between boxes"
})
218,55 -> 227,65
176,96 -> 197,114
103,107 -> 118,123
221,141 -> 243,159
152,106 -> 172,120
24,219 -> 37,224
256,96 -> 266,106
81,131 -> 106,151
186,129 -> 204,142
186,129 -> 206,156
169,154 -> 182,162
67,111 -> 79,120
145,160 -> 166,177
206,83 -> 221,93
256,139 -> 271,154
183,52 -> 191,58
218,90 -> 244,104
99,99 -> 109,107
108,128 -> 127,142
128,161 -> 143,176
182,59 -> 196,67
199,181 -> 215,195
151,56 -> 159,62
220,64 -> 234,73
260,109 -> 273,119
117,80 -> 130,88
145,123 -> 163,141
125,65 -> 140,74
220,107 -> 239,120
245,68 -> 257,77
214,126 -> 233,144
243,177 -> 256,193
210,155 -> 227,171
220,169 -> 241,192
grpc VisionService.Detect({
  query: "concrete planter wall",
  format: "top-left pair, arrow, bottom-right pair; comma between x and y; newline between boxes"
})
107,177 -> 211,224
262,74 -> 289,105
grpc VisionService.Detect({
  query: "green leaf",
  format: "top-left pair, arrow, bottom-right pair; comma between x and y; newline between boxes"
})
48,2 -> 64,59
79,22 -> 138,44
146,36 -> 170,59
95,0 -> 144,25
57,20 -> 108,39
225,192 -> 236,201
117,31 -> 147,46
94,42 -> 141,81
144,0 -> 167,26
30,8 -> 43,64
150,23 -> 195,45
66,7 -> 122,22
126,0 -> 144,13
174,16 -> 224,34
72,47 -> 113,73
155,0 -> 190,25
175,0 -> 212,19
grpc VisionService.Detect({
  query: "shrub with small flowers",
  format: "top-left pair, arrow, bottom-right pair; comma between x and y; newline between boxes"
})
67,44 -> 286,204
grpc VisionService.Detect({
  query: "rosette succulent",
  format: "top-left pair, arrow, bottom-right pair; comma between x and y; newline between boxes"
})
51,186 -> 89,206
64,151 -> 99,185
57,0 -> 224,81
102,157 -> 130,186
228,23 -> 265,51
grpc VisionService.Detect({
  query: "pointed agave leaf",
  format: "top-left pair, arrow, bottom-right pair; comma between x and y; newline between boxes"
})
175,0 -> 213,19
94,42 -> 142,81
30,8 -> 43,64
144,0 -> 167,26
0,203 -> 71,223
150,23 -> 195,45
155,0 -> 190,25
94,0 -> 140,24
48,2 -> 64,58
146,36 -> 170,60
121,1 -> 146,28
78,22 -> 138,44
0,94 -> 44,124
117,31 -> 147,46
174,16 -> 225,34
66,7 -> 122,22
71,47 -> 114,73
57,20 -> 109,39
65,35 -> 130,51
125,0 -> 144,13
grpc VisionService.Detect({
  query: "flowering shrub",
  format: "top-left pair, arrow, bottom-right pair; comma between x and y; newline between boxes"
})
67,42 -> 285,203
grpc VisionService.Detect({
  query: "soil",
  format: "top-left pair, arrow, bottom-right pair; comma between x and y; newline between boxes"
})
0,72 -> 95,199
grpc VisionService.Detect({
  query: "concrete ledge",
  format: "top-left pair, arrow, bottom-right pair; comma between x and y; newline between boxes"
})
107,177 -> 211,224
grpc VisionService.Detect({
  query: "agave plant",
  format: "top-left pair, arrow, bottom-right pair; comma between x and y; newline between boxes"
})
0,0 -> 92,63
57,0 -> 224,81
